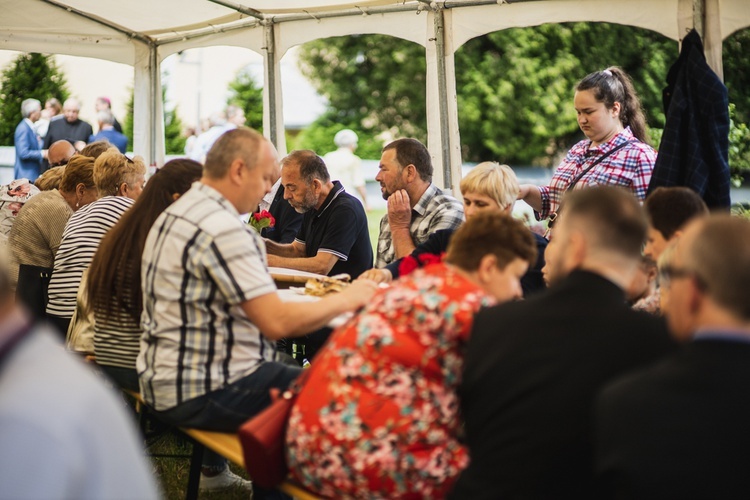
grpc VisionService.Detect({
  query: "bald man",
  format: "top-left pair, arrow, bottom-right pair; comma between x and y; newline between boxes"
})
47,140 -> 76,169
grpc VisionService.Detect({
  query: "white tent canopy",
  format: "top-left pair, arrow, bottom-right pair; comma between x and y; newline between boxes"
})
3,0 -> 748,189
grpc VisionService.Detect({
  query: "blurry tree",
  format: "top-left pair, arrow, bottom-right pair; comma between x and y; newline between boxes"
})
227,67 -> 264,131
124,84 -> 186,155
0,53 -> 69,146
297,35 -> 425,157
298,23 -> 676,164
723,28 -> 750,124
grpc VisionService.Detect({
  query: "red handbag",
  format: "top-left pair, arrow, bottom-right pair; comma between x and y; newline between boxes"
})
238,370 -> 310,489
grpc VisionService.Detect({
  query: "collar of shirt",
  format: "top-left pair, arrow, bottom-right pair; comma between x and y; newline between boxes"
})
23,118 -> 35,129
313,180 -> 345,219
195,181 -> 241,218
412,183 -> 440,217
578,126 -> 636,157
259,178 -> 281,212
693,327 -> 750,344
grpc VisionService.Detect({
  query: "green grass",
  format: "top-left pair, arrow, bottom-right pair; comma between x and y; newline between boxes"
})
366,207 -> 386,257
146,430 -> 251,500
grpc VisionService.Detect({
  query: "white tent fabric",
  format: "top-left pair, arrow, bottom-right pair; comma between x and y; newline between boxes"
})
2,0 -> 748,188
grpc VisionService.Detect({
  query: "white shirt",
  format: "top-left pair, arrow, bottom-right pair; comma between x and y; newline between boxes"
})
323,148 -> 365,200
0,311 -> 159,500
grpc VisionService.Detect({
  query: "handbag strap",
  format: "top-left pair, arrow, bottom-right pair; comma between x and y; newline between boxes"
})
566,140 -> 635,193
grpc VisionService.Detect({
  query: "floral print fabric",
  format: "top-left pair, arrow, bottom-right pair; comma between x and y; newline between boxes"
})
285,263 -> 495,498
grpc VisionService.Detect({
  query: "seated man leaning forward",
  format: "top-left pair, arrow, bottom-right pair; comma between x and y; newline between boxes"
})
265,150 -> 372,278
137,128 -> 377,434
285,211 -> 538,499
375,138 -> 464,267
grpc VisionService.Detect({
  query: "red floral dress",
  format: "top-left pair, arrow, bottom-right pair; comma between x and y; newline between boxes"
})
285,263 -> 495,499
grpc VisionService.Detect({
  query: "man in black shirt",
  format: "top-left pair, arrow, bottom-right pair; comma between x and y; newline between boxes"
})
266,150 -> 372,279
43,98 -> 93,153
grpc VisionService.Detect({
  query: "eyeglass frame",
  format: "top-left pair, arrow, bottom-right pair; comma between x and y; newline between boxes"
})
658,264 -> 708,291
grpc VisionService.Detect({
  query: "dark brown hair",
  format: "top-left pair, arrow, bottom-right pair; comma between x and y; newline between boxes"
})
383,138 -> 433,182
445,210 -> 537,271
577,67 -> 649,143
87,159 -> 202,324
645,187 -> 708,240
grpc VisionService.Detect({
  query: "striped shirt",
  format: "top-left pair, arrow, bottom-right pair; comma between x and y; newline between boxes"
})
93,260 -> 141,370
137,182 -> 278,411
375,183 -> 464,268
537,127 -> 656,219
45,196 -> 134,319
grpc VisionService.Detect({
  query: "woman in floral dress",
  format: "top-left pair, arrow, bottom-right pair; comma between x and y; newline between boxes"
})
285,211 -> 538,498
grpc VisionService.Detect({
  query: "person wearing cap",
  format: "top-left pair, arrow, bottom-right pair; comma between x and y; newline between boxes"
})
322,129 -> 369,211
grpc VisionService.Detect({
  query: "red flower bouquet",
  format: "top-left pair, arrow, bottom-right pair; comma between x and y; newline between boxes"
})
249,209 -> 276,233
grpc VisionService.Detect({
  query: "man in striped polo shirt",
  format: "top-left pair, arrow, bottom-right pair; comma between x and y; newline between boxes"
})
137,128 -> 376,491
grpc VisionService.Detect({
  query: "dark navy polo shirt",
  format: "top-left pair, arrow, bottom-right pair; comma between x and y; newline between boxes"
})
295,181 -> 373,278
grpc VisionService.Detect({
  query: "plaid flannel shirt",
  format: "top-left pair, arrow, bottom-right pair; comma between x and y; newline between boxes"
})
376,183 -> 464,268
537,127 -> 656,220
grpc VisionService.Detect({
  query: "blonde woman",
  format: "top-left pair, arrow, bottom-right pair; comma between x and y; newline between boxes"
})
46,149 -> 146,336
362,161 -> 548,295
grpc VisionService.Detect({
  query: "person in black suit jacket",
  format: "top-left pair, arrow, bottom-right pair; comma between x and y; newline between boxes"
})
595,214 -> 750,499
260,181 -> 302,244
450,186 -> 676,500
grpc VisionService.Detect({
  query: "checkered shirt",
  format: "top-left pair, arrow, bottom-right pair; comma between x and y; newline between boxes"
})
137,182 -> 279,411
537,127 -> 656,220
375,183 -> 464,268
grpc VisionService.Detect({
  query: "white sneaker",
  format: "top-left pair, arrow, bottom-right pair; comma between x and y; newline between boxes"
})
199,467 -> 253,493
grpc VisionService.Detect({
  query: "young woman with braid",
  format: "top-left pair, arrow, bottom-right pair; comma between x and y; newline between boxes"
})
87,159 -> 202,391
518,66 -> 656,222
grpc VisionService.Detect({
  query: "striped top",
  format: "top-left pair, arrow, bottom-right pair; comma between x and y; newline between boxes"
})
137,182 -> 279,411
46,196 -> 134,319
93,260 -> 141,370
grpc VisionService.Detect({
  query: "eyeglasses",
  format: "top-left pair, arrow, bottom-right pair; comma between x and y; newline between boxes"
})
659,265 -> 707,290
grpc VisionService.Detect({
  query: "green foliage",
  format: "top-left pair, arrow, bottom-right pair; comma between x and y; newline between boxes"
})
723,28 -> 750,124
298,23 -> 676,164
291,110 -> 385,159
729,103 -> 750,186
0,53 -> 69,146
123,84 -> 186,155
227,68 -> 263,131
298,34 -> 426,154
456,23 -> 675,164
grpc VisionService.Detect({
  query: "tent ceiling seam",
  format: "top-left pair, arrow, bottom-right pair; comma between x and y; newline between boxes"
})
39,0 -> 154,46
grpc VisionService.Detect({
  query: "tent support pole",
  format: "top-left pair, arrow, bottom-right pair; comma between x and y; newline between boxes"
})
263,22 -> 286,155
434,8 -> 453,190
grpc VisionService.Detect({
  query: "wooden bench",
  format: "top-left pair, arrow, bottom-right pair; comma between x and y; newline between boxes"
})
124,391 -> 319,500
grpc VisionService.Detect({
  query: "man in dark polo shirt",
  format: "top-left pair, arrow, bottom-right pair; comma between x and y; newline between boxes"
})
266,149 -> 372,278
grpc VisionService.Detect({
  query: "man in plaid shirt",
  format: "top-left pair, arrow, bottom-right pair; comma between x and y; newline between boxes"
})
374,138 -> 464,268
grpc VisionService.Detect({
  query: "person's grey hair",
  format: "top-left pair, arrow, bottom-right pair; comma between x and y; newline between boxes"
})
63,98 -> 81,111
204,127 -> 264,179
226,105 -> 243,120
282,150 -> 330,184
97,109 -> 115,126
334,129 -> 358,148
683,214 -> 750,320
21,98 -> 42,118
